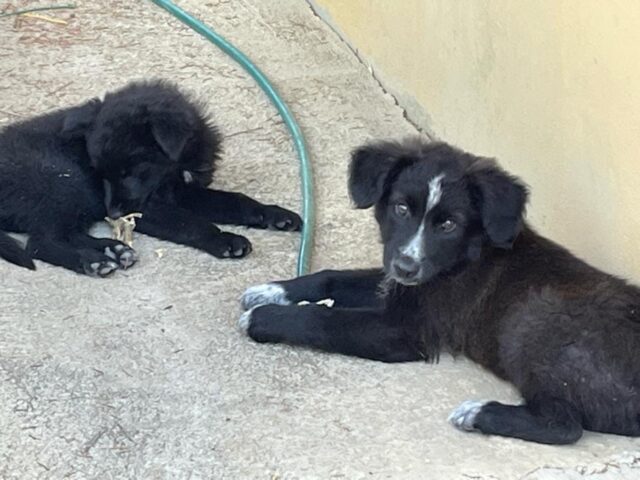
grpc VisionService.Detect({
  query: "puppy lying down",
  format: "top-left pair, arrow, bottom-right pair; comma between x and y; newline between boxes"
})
0,80 -> 301,275
240,138 -> 640,445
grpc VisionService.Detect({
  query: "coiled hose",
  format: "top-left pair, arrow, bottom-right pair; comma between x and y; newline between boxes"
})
151,0 -> 314,276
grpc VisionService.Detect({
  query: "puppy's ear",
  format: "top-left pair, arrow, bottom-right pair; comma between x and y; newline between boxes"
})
61,98 -> 101,137
349,143 -> 401,208
469,161 -> 528,249
151,117 -> 191,162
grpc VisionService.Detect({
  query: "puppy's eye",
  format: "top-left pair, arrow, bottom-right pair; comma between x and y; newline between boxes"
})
440,219 -> 457,233
394,203 -> 410,218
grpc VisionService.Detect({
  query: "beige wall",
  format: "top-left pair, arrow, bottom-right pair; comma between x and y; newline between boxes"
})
313,0 -> 640,279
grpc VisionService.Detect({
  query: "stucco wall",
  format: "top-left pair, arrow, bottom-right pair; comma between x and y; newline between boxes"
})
312,0 -> 640,279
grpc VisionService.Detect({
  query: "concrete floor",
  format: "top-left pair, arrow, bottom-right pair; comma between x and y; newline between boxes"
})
1,1 -> 639,478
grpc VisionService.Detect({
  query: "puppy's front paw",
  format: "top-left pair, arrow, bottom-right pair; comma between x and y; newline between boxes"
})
104,243 -> 138,269
237,305 -> 288,343
238,306 -> 257,332
241,283 -> 290,310
253,206 -> 302,232
209,232 -> 252,259
448,400 -> 487,432
238,306 -> 269,341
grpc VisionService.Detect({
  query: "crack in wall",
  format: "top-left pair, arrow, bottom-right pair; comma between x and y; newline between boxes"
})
304,0 -> 436,141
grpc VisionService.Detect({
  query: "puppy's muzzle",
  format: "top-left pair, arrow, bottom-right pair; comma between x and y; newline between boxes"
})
391,254 -> 422,285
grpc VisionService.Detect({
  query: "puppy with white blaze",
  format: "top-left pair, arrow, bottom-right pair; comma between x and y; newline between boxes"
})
240,138 -> 640,445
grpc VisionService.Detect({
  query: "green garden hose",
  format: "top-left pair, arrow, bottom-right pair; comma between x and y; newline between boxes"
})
150,0 -> 314,276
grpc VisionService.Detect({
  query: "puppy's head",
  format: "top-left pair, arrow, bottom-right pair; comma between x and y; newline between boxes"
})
63,82 -> 219,218
349,138 -> 528,286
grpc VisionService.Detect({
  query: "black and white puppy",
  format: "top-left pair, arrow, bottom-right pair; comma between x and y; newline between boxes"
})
0,80 -> 301,276
239,139 -> 640,445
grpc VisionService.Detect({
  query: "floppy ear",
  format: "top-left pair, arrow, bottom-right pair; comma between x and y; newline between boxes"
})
470,161 -> 528,249
151,116 -> 191,161
61,98 -> 101,137
348,143 -> 401,208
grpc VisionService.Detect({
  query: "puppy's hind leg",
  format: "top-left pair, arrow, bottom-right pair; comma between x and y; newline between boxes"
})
27,235 -> 119,277
0,231 -> 35,270
449,397 -> 583,445
71,234 -> 138,270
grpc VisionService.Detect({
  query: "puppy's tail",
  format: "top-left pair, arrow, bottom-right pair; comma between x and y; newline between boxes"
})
0,231 -> 35,270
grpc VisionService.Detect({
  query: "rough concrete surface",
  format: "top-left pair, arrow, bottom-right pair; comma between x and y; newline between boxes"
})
0,1 -> 638,479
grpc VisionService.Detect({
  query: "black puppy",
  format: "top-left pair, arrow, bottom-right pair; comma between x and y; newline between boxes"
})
239,139 -> 640,445
0,80 -> 301,276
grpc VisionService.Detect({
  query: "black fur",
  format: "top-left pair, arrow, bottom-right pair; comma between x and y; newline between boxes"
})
240,138 -> 640,444
0,80 -> 301,275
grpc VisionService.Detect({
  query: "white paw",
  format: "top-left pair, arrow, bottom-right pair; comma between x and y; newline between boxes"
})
104,245 -> 138,269
85,260 -> 119,278
238,306 -> 256,332
117,248 -> 137,269
448,400 -> 487,432
241,283 -> 289,310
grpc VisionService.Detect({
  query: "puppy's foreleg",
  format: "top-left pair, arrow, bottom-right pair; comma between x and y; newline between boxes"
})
137,204 -> 251,259
241,268 -> 385,310
179,188 -> 302,231
239,304 -> 421,363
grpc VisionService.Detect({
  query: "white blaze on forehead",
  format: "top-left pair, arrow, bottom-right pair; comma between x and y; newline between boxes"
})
426,174 -> 445,212
399,173 -> 446,261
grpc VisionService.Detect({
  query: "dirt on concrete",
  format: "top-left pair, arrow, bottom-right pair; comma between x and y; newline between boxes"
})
0,1 -> 638,478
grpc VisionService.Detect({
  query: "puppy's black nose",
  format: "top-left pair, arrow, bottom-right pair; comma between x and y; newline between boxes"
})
393,255 -> 420,280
